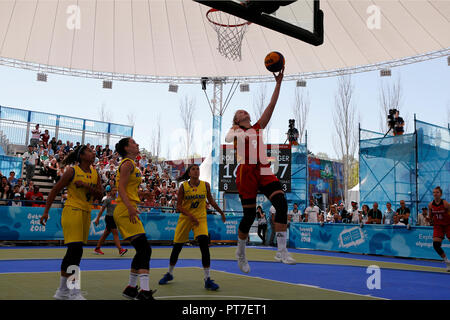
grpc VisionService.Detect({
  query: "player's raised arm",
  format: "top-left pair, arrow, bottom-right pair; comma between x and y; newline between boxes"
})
257,67 -> 284,129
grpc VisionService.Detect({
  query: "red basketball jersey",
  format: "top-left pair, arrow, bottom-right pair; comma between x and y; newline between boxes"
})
233,122 -> 268,166
431,200 -> 450,225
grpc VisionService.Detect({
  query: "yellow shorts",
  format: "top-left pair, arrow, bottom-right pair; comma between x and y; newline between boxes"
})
113,202 -> 146,240
61,206 -> 91,244
173,215 -> 208,243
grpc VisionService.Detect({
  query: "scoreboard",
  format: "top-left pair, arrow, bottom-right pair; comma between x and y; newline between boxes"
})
219,144 -> 291,193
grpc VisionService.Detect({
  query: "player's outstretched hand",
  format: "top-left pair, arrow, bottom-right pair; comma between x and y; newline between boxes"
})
128,207 -> 141,224
274,66 -> 284,83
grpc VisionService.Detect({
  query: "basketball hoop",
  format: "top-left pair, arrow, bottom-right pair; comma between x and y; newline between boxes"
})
206,8 -> 251,61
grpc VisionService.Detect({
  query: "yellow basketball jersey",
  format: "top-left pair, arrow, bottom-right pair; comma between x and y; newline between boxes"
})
182,180 -> 207,218
65,165 -> 99,212
116,158 -> 142,204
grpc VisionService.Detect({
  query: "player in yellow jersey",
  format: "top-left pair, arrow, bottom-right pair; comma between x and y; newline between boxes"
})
40,145 -> 103,300
114,137 -> 155,301
158,164 -> 226,290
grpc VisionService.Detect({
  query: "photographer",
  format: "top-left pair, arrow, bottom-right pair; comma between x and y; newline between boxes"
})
286,119 -> 299,146
388,109 -> 405,136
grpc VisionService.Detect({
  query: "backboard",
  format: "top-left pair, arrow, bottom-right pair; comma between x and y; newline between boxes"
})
194,0 -> 323,46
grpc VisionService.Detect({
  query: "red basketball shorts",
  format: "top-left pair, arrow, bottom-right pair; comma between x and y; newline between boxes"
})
433,224 -> 450,239
236,164 -> 279,200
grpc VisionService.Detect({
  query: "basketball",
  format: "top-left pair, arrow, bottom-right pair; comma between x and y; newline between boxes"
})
264,51 -> 285,72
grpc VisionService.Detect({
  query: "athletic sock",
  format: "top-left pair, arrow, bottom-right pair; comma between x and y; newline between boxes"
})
204,268 -> 210,280
276,231 -> 287,252
237,237 -> 247,256
168,265 -> 175,275
59,276 -> 69,291
129,272 -> 138,288
139,274 -> 150,291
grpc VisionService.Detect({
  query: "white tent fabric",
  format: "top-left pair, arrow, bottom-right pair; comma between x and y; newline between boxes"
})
199,153 -> 212,185
0,0 -> 448,80
347,183 -> 360,210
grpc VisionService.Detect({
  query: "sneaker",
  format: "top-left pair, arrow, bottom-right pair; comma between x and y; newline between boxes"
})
69,289 -> 87,300
122,285 -> 139,300
94,248 -> 104,255
158,272 -> 173,285
53,288 -> 71,300
119,248 -> 128,256
235,250 -> 250,273
274,251 -> 282,262
135,289 -> 156,301
280,250 -> 296,265
204,277 -> 219,291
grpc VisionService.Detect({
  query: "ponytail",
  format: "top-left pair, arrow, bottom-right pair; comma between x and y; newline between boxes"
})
176,164 -> 199,183
115,138 -> 131,158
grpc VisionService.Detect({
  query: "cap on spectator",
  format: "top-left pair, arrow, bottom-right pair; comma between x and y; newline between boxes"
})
14,193 -> 21,198
105,185 -> 111,192
351,201 -> 357,204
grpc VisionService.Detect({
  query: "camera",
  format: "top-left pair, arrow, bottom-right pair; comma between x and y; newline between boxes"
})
387,109 -> 397,129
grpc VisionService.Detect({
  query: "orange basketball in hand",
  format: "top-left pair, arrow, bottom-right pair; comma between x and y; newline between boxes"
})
264,51 -> 285,72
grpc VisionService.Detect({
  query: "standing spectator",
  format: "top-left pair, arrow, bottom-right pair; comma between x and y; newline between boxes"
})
417,207 -> 431,226
7,171 -> 18,187
139,154 -> 148,170
49,137 -> 57,154
304,199 -> 320,223
269,205 -> 276,246
41,130 -> 50,148
326,205 -> 336,223
396,200 -> 411,225
368,202 -> 383,224
288,203 -> 301,223
256,206 -> 268,245
349,201 -> 361,224
25,185 -> 44,207
22,145 -> 39,183
30,124 -> 41,147
337,202 -> 349,223
383,202 -> 396,225
361,205 -> 370,224
393,214 -> 406,226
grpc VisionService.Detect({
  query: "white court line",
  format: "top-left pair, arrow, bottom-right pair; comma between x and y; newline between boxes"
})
156,295 -> 269,300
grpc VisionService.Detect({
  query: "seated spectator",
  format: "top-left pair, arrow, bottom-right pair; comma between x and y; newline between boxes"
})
49,137 -> 57,154
16,178 -> 26,196
337,202 -> 349,223
9,193 -> 22,207
349,201 -> 361,224
383,202 -> 395,225
396,200 -> 410,225
46,158 -> 59,183
143,191 -> 158,208
40,129 -> 50,148
7,171 -> 18,187
158,180 -> 169,198
361,204 -> 370,224
160,197 -> 169,212
0,176 -> 11,193
31,193 -> 45,208
304,199 -> 320,223
417,207 -> 431,226
0,184 -> 10,205
39,149 -> 50,167
368,202 -> 383,224
61,190 -> 68,204
326,205 -> 336,223
168,194 -> 177,208
25,185 -> 44,207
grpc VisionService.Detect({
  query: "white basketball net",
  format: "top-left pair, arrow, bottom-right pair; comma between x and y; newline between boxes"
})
207,9 -> 250,61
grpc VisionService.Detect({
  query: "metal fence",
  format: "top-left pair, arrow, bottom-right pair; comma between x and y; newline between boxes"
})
0,105 -> 133,148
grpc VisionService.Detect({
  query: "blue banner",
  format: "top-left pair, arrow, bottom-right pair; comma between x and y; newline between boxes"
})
0,207 -> 240,242
289,222 -> 449,260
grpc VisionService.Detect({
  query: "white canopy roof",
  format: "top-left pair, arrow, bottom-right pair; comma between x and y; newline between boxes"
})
0,0 -> 448,83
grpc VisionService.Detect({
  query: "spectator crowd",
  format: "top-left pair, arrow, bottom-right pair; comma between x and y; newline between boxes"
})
0,124 -> 180,211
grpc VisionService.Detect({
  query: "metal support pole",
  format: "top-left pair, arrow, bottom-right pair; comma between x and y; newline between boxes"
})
211,79 -> 224,202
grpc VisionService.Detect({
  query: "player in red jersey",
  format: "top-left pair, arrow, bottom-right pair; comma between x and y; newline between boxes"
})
224,67 -> 295,274
428,186 -> 450,272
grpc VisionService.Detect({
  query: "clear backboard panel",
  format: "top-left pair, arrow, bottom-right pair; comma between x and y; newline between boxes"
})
194,0 -> 323,46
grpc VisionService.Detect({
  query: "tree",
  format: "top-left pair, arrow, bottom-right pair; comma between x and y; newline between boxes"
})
253,83 -> 270,143
126,112 -> 136,127
150,114 -> 162,162
315,152 -> 331,161
379,77 -> 402,134
332,75 -> 358,202
179,95 -> 196,161
98,102 -> 113,122
292,88 -> 310,143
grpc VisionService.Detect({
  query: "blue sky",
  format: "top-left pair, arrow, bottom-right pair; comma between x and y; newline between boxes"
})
0,56 -> 448,160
